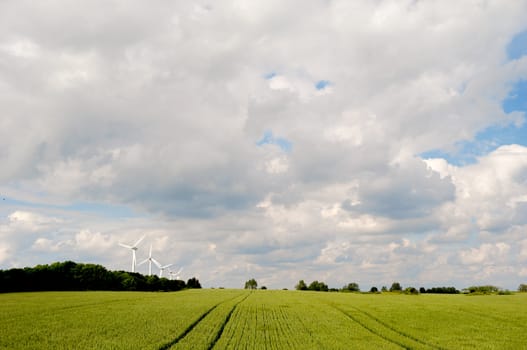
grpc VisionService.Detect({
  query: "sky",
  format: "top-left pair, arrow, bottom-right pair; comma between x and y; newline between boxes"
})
1,0 -> 527,290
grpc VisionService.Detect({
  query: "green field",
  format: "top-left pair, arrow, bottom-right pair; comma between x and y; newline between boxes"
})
1,290 -> 526,349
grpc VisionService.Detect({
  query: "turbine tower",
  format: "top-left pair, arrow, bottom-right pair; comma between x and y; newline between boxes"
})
118,235 -> 145,273
139,244 -> 158,276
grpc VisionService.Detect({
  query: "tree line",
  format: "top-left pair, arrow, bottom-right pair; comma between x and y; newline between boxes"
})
0,261 -> 201,293
293,280 -> 527,294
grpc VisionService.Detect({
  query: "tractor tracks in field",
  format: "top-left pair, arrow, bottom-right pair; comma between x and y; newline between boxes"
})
158,292 -> 251,350
329,303 -> 445,350
207,292 -> 251,349
157,302 -> 220,350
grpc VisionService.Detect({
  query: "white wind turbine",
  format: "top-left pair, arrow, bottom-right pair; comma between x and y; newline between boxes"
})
138,244 -> 159,276
169,267 -> 183,280
154,261 -> 172,278
118,235 -> 145,273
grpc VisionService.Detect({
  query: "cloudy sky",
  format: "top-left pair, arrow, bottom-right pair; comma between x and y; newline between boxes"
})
1,0 -> 527,290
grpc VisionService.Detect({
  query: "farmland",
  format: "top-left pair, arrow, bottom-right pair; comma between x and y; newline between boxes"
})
1,290 -> 526,349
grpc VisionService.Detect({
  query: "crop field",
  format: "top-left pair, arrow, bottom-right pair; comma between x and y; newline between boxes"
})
1,290 -> 526,349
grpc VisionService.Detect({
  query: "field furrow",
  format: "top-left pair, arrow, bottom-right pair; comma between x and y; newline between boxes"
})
158,300 -> 224,350
353,305 -> 444,350
167,292 -> 250,350
207,293 -> 251,349
331,303 -> 439,350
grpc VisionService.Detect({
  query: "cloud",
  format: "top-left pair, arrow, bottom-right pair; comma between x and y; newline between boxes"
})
426,144 -> 527,234
8,211 -> 63,232
459,243 -> 510,265
1,0 -> 527,289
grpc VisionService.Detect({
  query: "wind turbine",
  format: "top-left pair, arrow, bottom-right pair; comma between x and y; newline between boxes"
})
154,261 -> 172,278
118,235 -> 145,273
169,267 -> 183,280
138,244 -> 158,276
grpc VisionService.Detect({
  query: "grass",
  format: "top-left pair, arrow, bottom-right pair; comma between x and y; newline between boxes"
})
1,290 -> 526,349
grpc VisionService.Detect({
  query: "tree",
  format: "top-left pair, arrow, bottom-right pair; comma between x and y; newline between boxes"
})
244,278 -> 258,289
308,280 -> 328,292
404,287 -> 418,295
389,282 -> 402,292
295,279 -> 308,291
425,286 -> 459,294
187,277 -> 201,289
0,261 -> 188,293
518,284 -> 527,292
466,285 -> 498,294
342,282 -> 360,292
381,286 -> 388,292
370,286 -> 378,293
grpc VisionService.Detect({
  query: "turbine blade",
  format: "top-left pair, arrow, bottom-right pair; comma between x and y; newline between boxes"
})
138,259 -> 149,266
162,264 -> 172,269
118,243 -> 133,249
133,235 -> 146,248
152,258 -> 161,268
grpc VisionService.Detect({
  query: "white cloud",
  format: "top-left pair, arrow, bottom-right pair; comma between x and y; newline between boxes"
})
8,211 -> 63,232
427,145 -> 527,235
1,0 -> 527,289
74,230 -> 114,251
459,243 -> 510,265
31,237 -> 63,252
0,37 -> 40,58
519,240 -> 527,261
264,156 -> 289,174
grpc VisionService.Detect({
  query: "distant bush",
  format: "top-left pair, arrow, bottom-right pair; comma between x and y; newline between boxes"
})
370,286 -> 378,293
295,279 -> 329,292
464,285 -> 499,294
404,287 -> 419,295
518,284 -> 527,292
421,287 -> 460,294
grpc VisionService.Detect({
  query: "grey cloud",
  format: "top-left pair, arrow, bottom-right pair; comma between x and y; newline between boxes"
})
2,0 -> 527,289
346,159 -> 455,219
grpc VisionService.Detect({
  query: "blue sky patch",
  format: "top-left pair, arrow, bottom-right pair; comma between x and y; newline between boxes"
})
315,80 -> 330,90
507,30 -> 527,60
421,122 -> 527,166
264,72 -> 277,80
421,145 -> 480,166
421,79 -> 527,166
503,79 -> 527,113
257,130 -> 293,152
